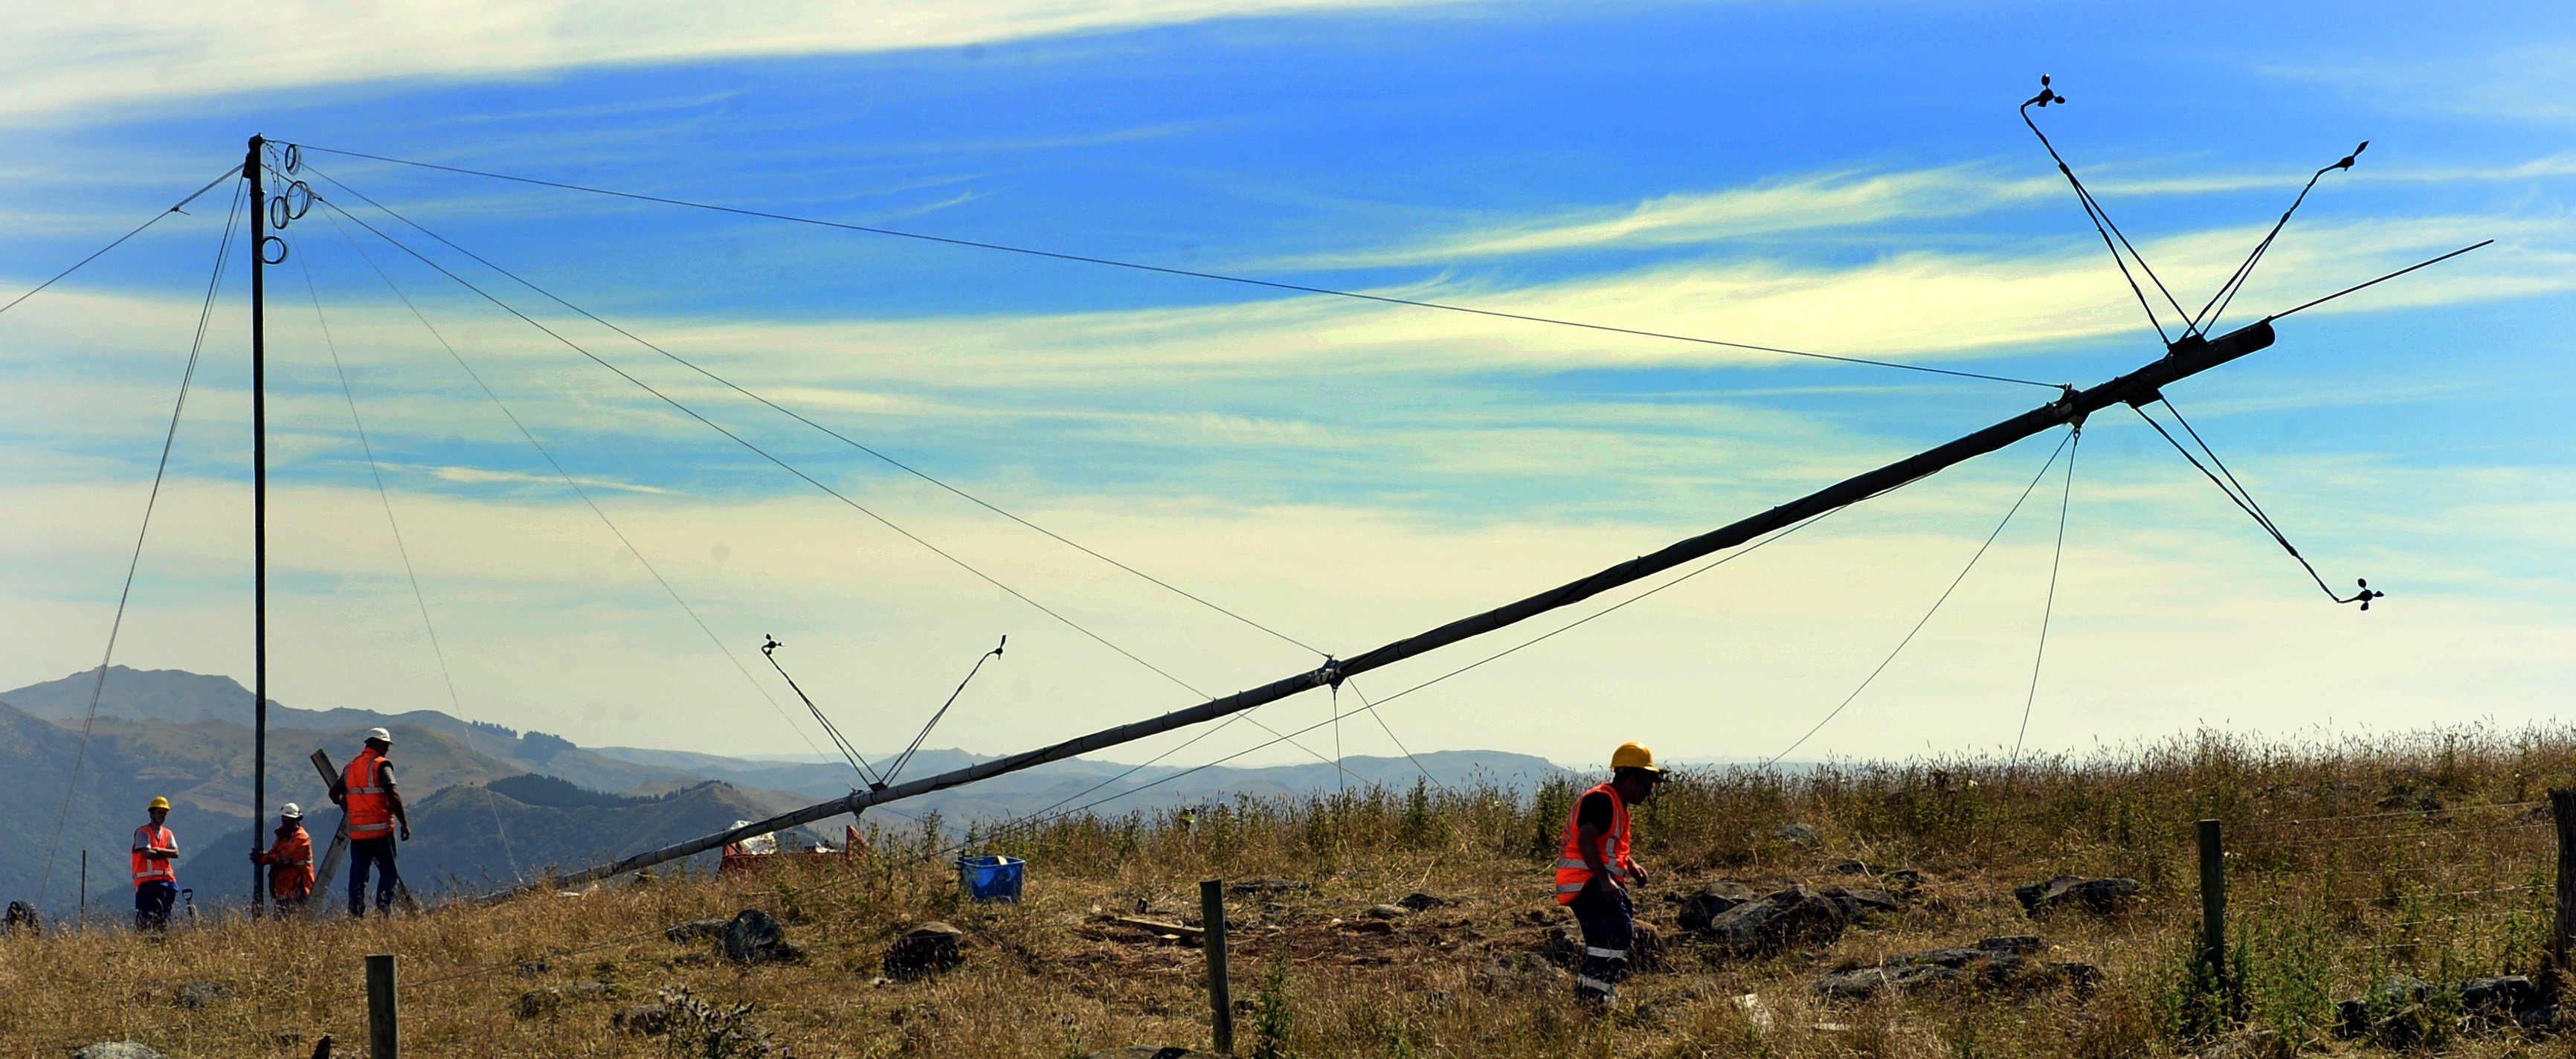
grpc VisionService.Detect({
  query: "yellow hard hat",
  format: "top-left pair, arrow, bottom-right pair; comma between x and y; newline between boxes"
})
148,796 -> 171,811
1610,742 -> 1663,773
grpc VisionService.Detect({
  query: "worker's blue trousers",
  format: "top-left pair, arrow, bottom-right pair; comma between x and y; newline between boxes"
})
134,881 -> 176,933
348,837 -> 401,916
1568,883 -> 1633,1002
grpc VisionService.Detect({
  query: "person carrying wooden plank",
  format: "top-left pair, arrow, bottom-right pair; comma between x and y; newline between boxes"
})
328,728 -> 411,917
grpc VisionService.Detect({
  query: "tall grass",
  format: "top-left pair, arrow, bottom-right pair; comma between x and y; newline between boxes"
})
2,724 -> 2570,1058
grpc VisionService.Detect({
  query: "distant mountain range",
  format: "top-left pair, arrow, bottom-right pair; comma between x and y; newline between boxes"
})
1,666 -> 1564,917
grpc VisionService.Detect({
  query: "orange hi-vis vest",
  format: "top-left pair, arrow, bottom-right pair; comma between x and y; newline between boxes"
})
1553,782 -> 1633,904
261,825 -> 315,900
131,824 -> 177,886
342,748 -> 394,839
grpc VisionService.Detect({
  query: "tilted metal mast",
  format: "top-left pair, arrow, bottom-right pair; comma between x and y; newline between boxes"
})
535,318 -> 2278,892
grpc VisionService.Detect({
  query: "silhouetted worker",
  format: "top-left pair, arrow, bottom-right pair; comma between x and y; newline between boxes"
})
132,796 -> 181,932
1552,742 -> 1666,1004
248,802 -> 315,915
329,728 -> 410,917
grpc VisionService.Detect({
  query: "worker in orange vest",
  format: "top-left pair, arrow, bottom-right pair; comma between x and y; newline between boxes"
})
1552,742 -> 1665,1004
247,802 -> 315,914
132,796 -> 181,933
329,728 -> 410,917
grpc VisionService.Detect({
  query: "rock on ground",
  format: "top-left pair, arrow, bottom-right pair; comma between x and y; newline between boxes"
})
2013,876 -> 2140,917
174,980 -> 236,1008
611,1002 -> 669,1035
663,918 -> 727,944
514,989 -> 560,1020
1698,885 -> 1846,956
884,921 -> 965,979
1979,935 -> 2044,954
1481,953 -> 1568,994
1676,882 -> 1754,933
1832,860 -> 1927,889
71,1046 -> 164,1059
1542,924 -> 1582,967
1815,884 -> 1900,918
1396,892 -> 1446,912
721,909 -> 802,965
1772,823 -> 1820,845
1812,937 -> 2096,1000
1365,903 -> 1411,919
2336,974 -> 2556,1042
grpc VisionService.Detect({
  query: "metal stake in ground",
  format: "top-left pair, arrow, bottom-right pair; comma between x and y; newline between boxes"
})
1203,878 -> 1234,1055
367,952 -> 399,1059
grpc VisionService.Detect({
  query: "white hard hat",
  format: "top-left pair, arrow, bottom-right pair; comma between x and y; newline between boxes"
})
280,803 -> 303,819
364,727 -> 393,743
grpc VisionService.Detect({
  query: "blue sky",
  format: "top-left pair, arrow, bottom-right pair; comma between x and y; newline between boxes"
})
3,1 -> 2572,771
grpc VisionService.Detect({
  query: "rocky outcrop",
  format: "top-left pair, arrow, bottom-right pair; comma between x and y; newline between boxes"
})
2014,876 -> 2139,917
1812,937 -> 2095,1000
1697,885 -> 1848,956
2334,974 -> 2557,1045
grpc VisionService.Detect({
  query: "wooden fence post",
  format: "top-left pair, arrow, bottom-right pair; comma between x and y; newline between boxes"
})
2196,819 -> 2232,1007
2550,790 -> 2575,984
367,953 -> 399,1059
1202,878 -> 1233,1055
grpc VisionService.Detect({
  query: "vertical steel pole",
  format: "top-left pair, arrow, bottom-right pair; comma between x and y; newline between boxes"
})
246,135 -> 269,917
367,953 -> 399,1059
1202,878 -> 1233,1055
79,850 -> 87,925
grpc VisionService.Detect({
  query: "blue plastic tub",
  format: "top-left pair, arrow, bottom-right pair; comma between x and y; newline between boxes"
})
956,855 -> 1026,903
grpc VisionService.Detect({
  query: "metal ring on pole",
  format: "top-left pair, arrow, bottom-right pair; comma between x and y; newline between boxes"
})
260,236 -> 289,265
286,181 -> 312,219
283,144 -> 301,173
268,196 -> 292,231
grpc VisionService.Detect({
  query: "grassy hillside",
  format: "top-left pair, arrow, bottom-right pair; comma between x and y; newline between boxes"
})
5,725 -> 2570,1059
4,666 -> 706,794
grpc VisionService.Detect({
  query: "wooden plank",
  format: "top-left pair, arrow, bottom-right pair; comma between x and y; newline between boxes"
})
306,748 -> 419,915
306,751 -> 349,919
1107,915 -> 1203,943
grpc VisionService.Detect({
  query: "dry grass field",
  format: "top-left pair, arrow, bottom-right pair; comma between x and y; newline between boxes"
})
6,725 -> 2575,1059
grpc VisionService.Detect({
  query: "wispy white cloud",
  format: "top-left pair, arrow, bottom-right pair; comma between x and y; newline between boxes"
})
0,0 -> 1475,123
414,464 -> 674,495
1272,166 -> 2059,268
1261,155 -> 2576,271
